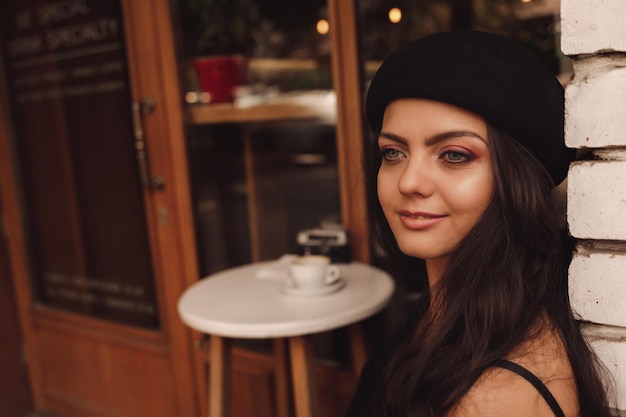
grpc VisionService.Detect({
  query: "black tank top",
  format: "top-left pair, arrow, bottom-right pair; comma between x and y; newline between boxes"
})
495,359 -> 566,417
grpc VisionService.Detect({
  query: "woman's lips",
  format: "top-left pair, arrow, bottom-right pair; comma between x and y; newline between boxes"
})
397,210 -> 447,230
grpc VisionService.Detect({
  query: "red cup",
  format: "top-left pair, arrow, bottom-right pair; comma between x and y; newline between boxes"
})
194,55 -> 246,103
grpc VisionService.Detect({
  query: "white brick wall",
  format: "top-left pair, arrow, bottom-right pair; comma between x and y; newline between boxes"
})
561,0 -> 626,55
570,250 -> 626,327
568,161 -> 626,240
564,57 -> 626,149
585,327 -> 626,414
562,0 -> 626,413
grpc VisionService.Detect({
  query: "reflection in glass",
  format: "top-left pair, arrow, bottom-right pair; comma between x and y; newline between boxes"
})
173,0 -> 341,279
359,0 -> 565,71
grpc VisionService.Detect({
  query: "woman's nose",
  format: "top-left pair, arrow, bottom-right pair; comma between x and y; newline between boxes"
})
397,158 -> 434,197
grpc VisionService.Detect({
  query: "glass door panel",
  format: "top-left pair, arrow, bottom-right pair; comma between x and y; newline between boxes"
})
0,0 -> 158,328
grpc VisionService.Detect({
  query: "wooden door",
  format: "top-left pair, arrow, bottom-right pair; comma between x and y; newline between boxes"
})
0,1 -> 200,416
0,193 -> 32,417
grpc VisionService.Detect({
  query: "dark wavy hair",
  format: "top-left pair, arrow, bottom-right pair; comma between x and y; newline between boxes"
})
366,125 -> 613,417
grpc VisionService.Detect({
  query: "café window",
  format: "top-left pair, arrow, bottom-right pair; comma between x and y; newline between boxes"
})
174,0 -> 342,276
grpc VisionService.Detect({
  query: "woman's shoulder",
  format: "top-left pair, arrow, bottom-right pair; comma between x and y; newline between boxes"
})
449,326 -> 579,417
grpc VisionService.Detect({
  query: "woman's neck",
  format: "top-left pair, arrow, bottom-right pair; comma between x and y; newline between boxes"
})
425,256 -> 449,289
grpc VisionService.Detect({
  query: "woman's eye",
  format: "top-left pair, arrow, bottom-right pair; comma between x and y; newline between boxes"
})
381,148 -> 404,161
441,150 -> 474,163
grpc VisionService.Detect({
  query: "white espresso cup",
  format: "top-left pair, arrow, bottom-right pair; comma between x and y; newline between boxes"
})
289,255 -> 340,289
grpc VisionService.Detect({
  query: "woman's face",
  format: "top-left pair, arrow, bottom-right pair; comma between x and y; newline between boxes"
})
377,98 -> 494,268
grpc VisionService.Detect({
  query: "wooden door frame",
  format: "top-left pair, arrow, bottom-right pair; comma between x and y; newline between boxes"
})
122,0 -> 202,414
328,0 -> 370,264
0,0 -> 201,415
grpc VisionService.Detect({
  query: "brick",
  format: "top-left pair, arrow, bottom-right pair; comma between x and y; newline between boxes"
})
561,0 -> 626,55
586,335 -> 626,411
565,56 -> 626,148
570,250 -> 626,327
567,161 -> 626,240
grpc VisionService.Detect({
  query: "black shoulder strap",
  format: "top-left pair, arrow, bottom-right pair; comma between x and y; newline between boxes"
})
494,359 -> 566,417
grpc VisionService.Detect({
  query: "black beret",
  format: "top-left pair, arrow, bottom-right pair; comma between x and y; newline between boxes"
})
366,30 -> 574,185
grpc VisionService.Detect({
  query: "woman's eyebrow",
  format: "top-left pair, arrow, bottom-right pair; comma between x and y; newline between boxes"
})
379,130 -> 487,147
425,130 -> 487,146
378,131 -> 408,145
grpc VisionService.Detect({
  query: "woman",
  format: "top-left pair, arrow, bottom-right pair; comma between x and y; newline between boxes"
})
345,31 -> 613,417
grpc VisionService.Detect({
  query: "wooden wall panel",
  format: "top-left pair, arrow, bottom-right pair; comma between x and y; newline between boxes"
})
36,324 -> 176,417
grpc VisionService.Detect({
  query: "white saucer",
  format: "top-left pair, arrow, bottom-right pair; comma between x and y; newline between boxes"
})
279,278 -> 345,297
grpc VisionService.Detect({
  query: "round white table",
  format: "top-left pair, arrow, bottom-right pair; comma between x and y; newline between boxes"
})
178,258 -> 395,417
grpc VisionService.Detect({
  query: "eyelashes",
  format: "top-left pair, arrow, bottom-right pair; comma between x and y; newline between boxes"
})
379,147 -> 477,165
440,150 -> 477,164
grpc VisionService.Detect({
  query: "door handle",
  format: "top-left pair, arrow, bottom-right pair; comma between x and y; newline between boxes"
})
131,96 -> 164,191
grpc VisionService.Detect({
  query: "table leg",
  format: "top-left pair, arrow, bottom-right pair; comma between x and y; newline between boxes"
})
348,323 -> 367,376
209,335 -> 231,417
273,338 -> 292,417
288,336 -> 319,417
